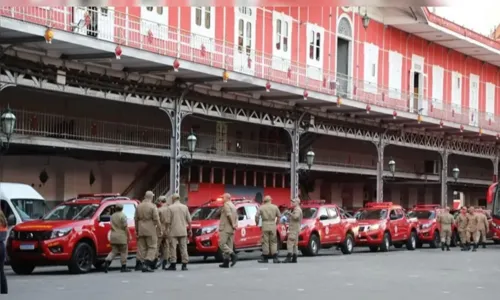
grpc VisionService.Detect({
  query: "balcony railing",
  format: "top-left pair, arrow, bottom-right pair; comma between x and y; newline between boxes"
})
8,108 -> 491,180
1,7 -> 500,134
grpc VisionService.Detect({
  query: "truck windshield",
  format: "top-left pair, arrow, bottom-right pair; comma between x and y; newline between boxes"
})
43,204 -> 99,220
358,209 -> 388,220
191,207 -> 222,220
302,208 -> 317,219
407,210 -> 435,220
11,198 -> 49,221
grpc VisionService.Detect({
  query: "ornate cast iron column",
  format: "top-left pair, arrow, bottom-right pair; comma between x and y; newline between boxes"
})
492,152 -> 499,183
440,142 -> 449,207
286,113 -> 306,200
375,136 -> 386,203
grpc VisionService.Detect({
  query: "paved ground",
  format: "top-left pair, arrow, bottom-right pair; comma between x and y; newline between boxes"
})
6,244 -> 500,300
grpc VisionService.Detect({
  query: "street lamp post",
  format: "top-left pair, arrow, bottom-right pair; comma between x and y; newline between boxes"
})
362,12 -> 370,30
388,158 -> 396,177
305,150 -> 315,170
186,130 -> 197,158
0,106 -> 16,154
452,166 -> 460,182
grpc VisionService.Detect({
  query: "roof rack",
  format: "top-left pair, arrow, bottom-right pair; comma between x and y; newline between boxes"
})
200,196 -> 250,207
364,202 -> 394,208
414,204 -> 441,209
302,200 -> 326,205
65,193 -> 129,203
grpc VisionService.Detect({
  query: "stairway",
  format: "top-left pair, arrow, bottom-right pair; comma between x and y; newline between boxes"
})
122,163 -> 169,199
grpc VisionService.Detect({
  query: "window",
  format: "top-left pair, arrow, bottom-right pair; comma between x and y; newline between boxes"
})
0,200 -> 14,220
238,7 -> 253,16
101,7 -> 108,16
237,207 -> 248,221
123,203 -> 136,219
156,7 -> 163,15
305,23 -> 324,81
191,7 -> 215,51
309,30 -> 321,61
388,51 -> 403,100
237,19 -> 253,55
272,11 -> 292,71
431,65 -> 444,109
244,205 -> 258,222
140,7 -> 168,37
147,7 -> 153,11
327,207 -> 339,218
234,7 -> 256,73
363,43 -> 379,94
451,71 -> 462,113
486,82 -> 495,119
318,207 -> 329,219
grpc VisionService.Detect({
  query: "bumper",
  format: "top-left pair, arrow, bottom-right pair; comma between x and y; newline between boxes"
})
7,236 -> 73,265
354,230 -> 383,246
417,229 -> 434,242
491,227 -> 500,241
187,232 -> 220,256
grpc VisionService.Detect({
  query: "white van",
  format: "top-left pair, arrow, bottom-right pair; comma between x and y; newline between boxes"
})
0,182 -> 48,227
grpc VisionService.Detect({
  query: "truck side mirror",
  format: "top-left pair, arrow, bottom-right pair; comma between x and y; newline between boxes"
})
7,215 -> 16,227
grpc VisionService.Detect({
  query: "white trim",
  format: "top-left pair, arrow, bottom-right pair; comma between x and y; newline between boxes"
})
469,73 -> 480,127
271,11 -> 292,72
140,7 -> 168,38
486,82 -> 495,121
233,7 -> 257,75
191,7 -> 216,52
431,65 -> 444,109
427,22 -> 500,57
388,51 -> 403,100
363,43 -> 379,94
337,13 -> 353,39
335,14 -> 354,97
305,23 -> 325,81
451,71 -> 462,114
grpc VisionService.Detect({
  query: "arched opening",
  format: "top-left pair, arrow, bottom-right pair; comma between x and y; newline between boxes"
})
336,16 -> 353,98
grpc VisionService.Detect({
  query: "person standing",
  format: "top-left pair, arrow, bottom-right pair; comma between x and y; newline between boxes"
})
218,193 -> 238,268
255,195 -> 281,264
467,207 -> 480,252
103,204 -> 131,273
165,194 -> 192,271
476,208 -> 489,249
156,196 -> 171,269
455,207 -> 469,251
283,198 -> 302,263
134,191 -> 162,272
0,210 -> 8,294
436,206 -> 454,251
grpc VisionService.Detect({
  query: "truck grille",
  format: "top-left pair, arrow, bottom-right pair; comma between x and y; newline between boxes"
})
11,231 -> 52,241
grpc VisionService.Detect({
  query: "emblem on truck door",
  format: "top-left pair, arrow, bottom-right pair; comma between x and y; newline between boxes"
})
241,228 -> 246,237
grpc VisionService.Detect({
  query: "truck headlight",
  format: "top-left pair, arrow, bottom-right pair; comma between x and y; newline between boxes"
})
201,226 -> 217,235
421,223 -> 432,229
300,224 -> 308,231
50,227 -> 72,239
368,224 -> 380,231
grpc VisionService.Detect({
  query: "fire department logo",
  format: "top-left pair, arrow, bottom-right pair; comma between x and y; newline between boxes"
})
325,227 -> 329,234
241,228 -> 246,237
395,226 -> 398,233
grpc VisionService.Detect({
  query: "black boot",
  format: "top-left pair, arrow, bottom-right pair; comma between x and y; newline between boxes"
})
482,243 -> 486,249
165,263 -> 176,271
291,254 -> 297,263
466,243 -> 471,251
441,243 -> 445,251
103,260 -> 111,273
446,244 -> 450,251
134,260 -> 143,271
120,264 -> 131,272
230,253 -> 238,267
151,259 -> 158,270
272,254 -> 281,264
472,243 -> 478,252
142,260 -> 154,272
282,253 -> 292,263
219,258 -> 230,268
257,255 -> 269,263
181,263 -> 188,271
161,260 -> 168,270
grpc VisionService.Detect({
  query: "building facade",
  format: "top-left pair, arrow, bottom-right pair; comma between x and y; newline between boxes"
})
0,6 -> 497,209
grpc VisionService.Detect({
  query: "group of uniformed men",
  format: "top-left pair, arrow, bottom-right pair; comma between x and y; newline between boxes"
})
103,190 -> 192,273
102,191 -> 305,272
437,206 -> 489,252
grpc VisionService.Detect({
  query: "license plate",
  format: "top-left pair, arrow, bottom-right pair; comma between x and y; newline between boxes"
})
20,244 -> 35,250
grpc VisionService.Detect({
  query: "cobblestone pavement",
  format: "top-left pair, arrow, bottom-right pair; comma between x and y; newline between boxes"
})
6,245 -> 500,300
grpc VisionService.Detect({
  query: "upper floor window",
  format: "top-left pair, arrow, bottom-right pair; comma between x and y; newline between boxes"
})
238,7 -> 252,16
238,19 -> 252,55
275,19 -> 289,53
195,7 -> 211,29
272,11 -> 292,71
309,30 -> 321,61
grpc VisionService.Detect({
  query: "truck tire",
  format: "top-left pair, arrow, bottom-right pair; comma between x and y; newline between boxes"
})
379,232 -> 390,252
369,246 -> 379,252
303,234 -> 320,256
11,262 -> 35,275
340,233 -> 354,255
68,242 -> 94,274
429,231 -> 440,248
406,231 -> 417,250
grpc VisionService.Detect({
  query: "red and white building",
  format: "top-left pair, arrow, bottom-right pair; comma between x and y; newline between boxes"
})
0,5 -> 498,209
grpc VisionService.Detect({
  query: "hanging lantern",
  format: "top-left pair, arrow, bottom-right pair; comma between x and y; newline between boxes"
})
489,118 -> 492,126
187,131 -> 197,154
439,120 -> 444,128
305,150 -> 315,169
39,169 -> 49,185
44,28 -> 54,44
200,44 -> 206,57
392,111 -> 397,119
366,104 -> 371,114
222,70 -> 229,82
303,90 -> 308,100
247,56 -> 252,68
322,77 -> 327,88
173,59 -> 180,72
460,125 -> 464,133
452,166 -> 460,182
362,12 -> 370,30
451,109 -> 455,117
337,98 -> 342,107
388,159 -> 396,176
353,85 -> 358,95
430,103 -> 434,112
89,170 -> 96,186
287,67 -> 292,79
265,81 -> 271,92
417,114 -> 422,124
381,92 -> 385,102
147,29 -> 154,43
115,45 -> 122,59
479,128 -> 483,136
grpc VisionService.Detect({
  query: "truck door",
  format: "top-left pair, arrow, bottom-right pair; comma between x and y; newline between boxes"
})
122,203 -> 137,255
396,208 -> 409,241
235,206 -> 251,249
318,207 -> 333,244
327,207 -> 342,243
243,204 -> 260,248
388,209 -> 399,240
95,203 -> 114,256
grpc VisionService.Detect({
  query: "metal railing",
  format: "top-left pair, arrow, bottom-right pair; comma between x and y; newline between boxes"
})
1,7 -> 500,133
151,172 -> 170,199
